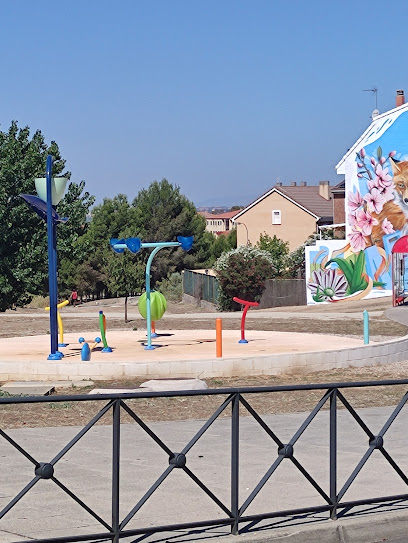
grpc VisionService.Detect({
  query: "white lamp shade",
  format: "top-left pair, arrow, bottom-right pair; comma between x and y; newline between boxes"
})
35,177 -> 68,205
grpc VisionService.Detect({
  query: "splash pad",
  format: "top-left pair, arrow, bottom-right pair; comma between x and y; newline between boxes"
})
0,327 -> 405,382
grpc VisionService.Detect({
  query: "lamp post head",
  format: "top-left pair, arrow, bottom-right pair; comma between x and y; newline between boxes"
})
20,194 -> 68,223
35,177 -> 68,205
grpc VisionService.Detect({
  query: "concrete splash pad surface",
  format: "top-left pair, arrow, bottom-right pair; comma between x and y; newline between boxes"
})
0,329 -> 363,362
0,329 -> 382,382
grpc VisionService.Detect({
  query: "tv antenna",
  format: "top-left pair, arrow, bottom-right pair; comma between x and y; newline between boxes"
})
363,87 -> 378,110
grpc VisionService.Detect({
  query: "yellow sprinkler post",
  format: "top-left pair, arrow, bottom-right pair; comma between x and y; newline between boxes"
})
45,299 -> 69,347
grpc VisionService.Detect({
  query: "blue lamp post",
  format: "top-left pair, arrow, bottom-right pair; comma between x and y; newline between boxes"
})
46,155 -> 59,359
20,154 -> 68,360
110,235 -> 194,349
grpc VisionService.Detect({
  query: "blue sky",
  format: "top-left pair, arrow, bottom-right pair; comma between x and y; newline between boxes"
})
1,0 -> 407,207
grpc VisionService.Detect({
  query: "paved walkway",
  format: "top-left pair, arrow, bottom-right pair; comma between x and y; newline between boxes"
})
0,309 -> 385,320
386,305 -> 408,327
1,405 -> 408,542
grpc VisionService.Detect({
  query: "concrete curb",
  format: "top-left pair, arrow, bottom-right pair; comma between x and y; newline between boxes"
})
230,510 -> 408,542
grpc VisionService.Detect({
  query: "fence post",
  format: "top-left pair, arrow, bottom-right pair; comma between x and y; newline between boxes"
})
231,392 -> 239,534
330,389 -> 337,520
112,399 -> 121,542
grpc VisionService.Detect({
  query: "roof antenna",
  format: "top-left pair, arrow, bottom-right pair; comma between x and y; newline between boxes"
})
363,87 -> 379,119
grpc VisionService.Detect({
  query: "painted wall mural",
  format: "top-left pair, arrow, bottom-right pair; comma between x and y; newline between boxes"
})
306,108 -> 408,304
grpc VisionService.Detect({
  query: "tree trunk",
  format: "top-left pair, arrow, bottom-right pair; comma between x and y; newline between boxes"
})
125,296 -> 128,323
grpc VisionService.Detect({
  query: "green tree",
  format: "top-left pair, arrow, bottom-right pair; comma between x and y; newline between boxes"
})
226,228 -> 237,250
76,258 -> 107,300
57,181 -> 95,296
105,251 -> 144,321
78,194 -> 137,298
84,194 -> 136,247
209,229 -> 238,262
256,233 -> 289,277
286,229 -> 337,279
0,122 -> 93,311
132,179 -> 210,283
82,181 -> 216,298
214,246 -> 276,310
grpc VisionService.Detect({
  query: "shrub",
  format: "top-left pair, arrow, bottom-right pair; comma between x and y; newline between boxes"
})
214,246 -> 276,310
155,272 -> 183,302
27,295 -> 50,309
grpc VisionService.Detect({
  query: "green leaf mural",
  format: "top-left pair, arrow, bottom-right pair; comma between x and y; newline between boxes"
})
326,250 -> 385,296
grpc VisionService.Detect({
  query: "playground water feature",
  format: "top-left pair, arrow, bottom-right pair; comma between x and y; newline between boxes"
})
0,325 -> 405,382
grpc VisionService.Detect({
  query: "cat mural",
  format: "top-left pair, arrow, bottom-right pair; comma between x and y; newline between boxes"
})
369,159 -> 408,246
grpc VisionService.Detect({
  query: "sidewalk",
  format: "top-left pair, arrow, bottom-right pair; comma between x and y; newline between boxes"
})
1,405 -> 408,542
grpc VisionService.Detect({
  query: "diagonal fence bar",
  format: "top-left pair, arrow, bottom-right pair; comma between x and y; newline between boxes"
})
239,389 -> 332,516
49,400 -> 114,466
0,428 -> 39,466
51,477 -> 112,532
337,390 -> 408,502
183,465 -> 232,516
120,400 -> 173,455
0,476 -> 40,520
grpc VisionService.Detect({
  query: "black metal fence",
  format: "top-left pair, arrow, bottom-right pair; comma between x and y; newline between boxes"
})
183,269 -> 219,304
1,380 -> 408,542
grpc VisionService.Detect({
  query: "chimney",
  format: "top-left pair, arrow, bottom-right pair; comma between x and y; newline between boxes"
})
290,181 -> 297,186
319,180 -> 330,200
300,181 -> 307,187
396,89 -> 405,107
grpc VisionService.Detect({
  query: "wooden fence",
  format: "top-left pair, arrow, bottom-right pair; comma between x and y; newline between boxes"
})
258,279 -> 306,308
183,271 -> 306,308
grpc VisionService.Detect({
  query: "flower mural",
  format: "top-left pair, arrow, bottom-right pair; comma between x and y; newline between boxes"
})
308,269 -> 347,302
305,107 -> 408,305
307,249 -> 385,303
349,146 -> 396,251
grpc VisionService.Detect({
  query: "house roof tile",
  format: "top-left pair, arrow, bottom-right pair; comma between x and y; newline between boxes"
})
232,185 -> 333,221
277,186 -> 333,217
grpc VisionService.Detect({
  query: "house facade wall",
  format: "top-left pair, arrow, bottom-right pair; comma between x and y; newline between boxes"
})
305,107 -> 408,304
206,217 -> 229,234
237,192 -> 317,250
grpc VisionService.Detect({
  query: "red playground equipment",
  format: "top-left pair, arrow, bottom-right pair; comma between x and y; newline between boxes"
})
392,235 -> 408,306
233,297 -> 259,343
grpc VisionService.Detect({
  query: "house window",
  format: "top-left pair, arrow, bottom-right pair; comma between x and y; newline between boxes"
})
272,210 -> 281,225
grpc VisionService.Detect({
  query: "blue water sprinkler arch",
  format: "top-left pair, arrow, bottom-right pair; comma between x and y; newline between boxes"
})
110,236 -> 194,349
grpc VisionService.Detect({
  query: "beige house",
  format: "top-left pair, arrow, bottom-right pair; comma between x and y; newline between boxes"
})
198,210 -> 238,236
232,181 -> 334,250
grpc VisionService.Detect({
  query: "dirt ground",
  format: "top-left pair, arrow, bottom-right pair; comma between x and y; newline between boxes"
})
0,297 -> 405,339
1,296 -> 408,429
